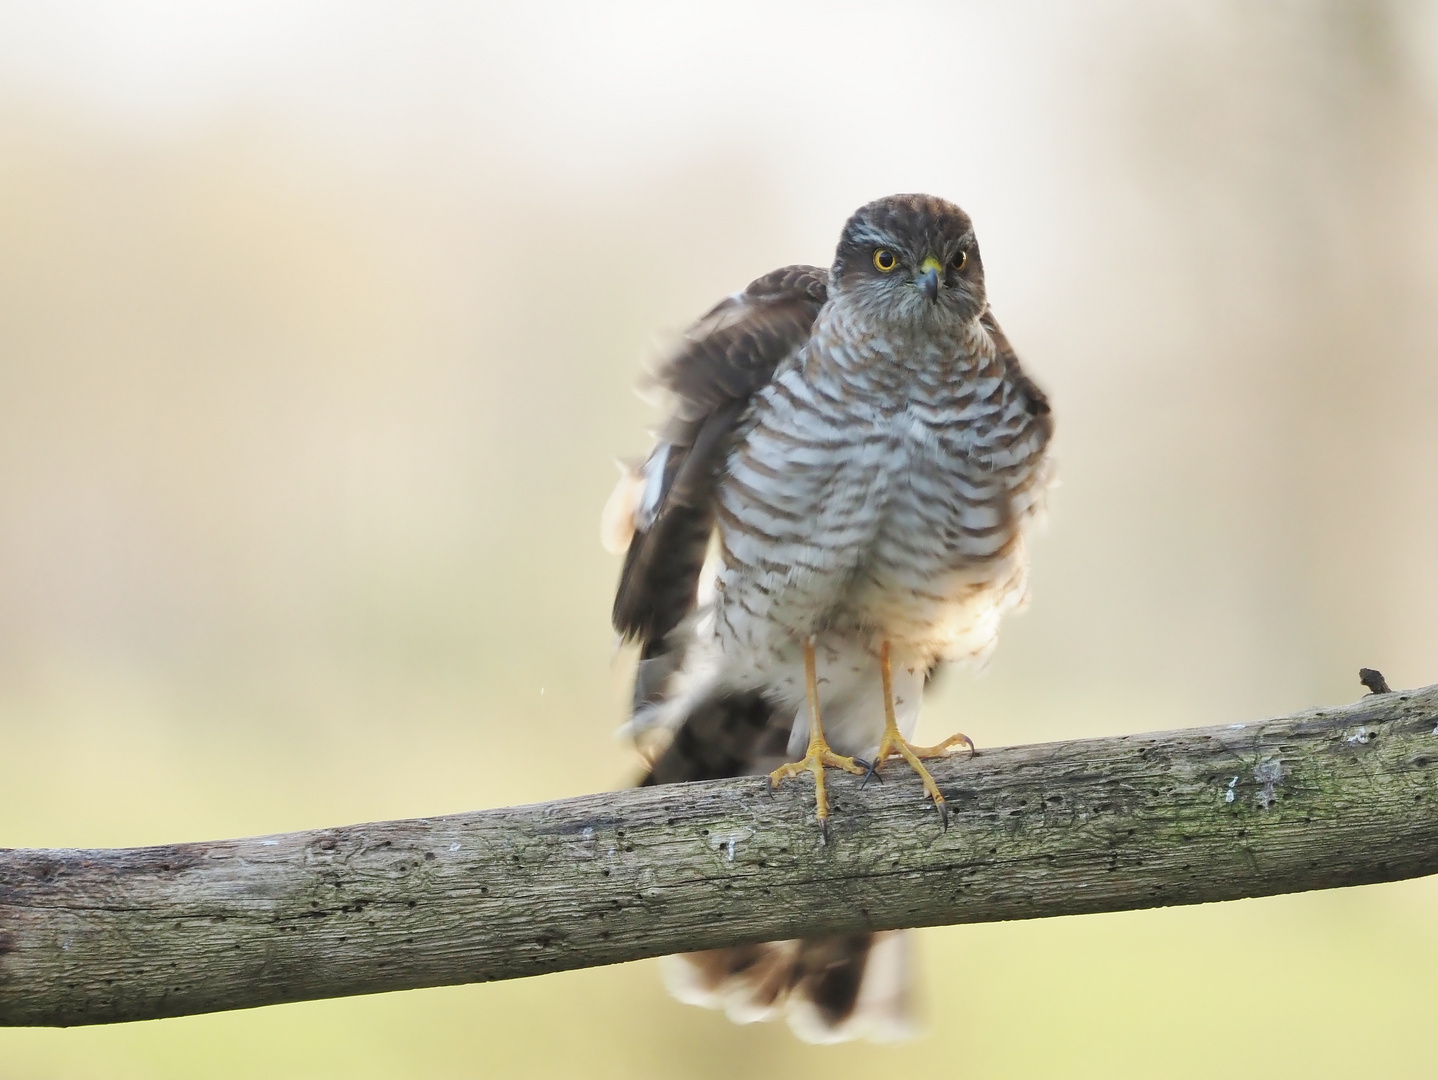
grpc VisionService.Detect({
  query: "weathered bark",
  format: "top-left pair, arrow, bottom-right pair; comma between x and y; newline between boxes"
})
3,685 -> 1436,1027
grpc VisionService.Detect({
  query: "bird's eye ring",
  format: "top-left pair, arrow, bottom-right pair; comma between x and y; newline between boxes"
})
873,248 -> 898,272
952,250 -> 968,271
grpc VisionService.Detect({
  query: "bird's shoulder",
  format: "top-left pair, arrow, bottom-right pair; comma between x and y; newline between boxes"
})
981,306 -> 1052,422
649,264 -> 828,427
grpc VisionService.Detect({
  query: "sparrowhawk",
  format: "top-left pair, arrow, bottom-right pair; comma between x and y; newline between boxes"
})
602,193 -> 1054,1042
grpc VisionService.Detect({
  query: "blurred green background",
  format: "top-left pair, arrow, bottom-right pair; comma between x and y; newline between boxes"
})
2,2 -> 1437,1077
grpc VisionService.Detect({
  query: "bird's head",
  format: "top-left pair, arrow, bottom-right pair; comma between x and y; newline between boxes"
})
830,194 -> 985,326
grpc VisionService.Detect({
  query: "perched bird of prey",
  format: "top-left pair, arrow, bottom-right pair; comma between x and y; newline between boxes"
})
602,194 -> 1054,1042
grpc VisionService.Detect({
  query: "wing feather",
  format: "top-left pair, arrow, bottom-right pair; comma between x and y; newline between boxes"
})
982,306 -> 1051,421
610,265 -> 827,648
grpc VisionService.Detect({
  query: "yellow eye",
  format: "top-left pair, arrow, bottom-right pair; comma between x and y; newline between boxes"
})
873,248 -> 898,272
952,250 -> 968,271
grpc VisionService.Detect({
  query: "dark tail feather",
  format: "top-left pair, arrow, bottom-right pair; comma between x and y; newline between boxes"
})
662,932 -> 917,1043
638,682 -> 916,1043
640,689 -> 779,785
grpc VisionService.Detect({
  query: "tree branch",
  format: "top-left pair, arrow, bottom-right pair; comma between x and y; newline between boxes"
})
3,685 -> 1437,1027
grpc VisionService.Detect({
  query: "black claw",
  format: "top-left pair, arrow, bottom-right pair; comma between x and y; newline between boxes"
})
859,758 -> 882,789
937,800 -> 950,831
818,817 -> 831,844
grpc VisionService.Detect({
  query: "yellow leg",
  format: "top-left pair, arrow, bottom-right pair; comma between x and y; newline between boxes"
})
867,640 -> 976,827
769,636 -> 867,834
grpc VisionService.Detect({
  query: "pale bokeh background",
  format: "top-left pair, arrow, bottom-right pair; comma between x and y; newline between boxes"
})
3,2 -> 1438,1077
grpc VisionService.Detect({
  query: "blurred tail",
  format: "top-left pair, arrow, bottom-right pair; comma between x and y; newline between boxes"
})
661,931 -> 917,1044
638,687 -> 778,785
636,677 -> 917,1043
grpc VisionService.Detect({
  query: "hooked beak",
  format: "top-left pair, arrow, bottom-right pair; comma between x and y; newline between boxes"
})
916,256 -> 942,302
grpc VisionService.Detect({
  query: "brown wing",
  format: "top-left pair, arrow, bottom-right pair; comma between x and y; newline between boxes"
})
982,306 -> 1052,423
610,265 -> 827,652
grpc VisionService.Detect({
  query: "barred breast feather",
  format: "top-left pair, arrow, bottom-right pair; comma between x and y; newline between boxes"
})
715,303 -> 1051,681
